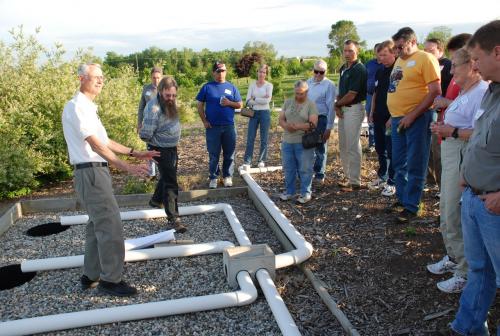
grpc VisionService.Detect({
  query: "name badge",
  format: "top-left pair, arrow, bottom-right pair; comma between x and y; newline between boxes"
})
475,108 -> 485,120
407,60 -> 416,68
224,89 -> 232,95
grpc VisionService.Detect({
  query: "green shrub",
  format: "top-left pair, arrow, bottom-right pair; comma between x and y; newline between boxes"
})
0,27 -> 144,198
121,176 -> 156,194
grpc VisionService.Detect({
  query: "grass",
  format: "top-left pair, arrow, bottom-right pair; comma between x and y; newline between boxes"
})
178,74 -> 341,128
230,74 -> 340,108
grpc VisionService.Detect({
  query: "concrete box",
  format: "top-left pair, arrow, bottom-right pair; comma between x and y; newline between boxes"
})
223,244 -> 275,289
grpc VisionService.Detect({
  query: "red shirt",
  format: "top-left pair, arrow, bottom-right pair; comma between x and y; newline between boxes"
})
438,78 -> 461,122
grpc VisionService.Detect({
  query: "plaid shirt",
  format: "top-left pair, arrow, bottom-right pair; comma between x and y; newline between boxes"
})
139,95 -> 180,148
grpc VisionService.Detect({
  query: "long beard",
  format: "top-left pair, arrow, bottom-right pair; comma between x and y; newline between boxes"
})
159,97 -> 178,118
165,102 -> 178,118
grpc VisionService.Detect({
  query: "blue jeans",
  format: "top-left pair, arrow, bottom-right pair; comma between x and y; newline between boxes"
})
206,125 -> 236,180
366,94 -> 375,147
314,115 -> 328,179
281,142 -> 314,196
243,109 -> 270,165
451,188 -> 500,336
391,111 -> 432,213
373,120 -> 394,185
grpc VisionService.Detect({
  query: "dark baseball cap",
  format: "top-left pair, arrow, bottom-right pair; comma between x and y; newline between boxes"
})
212,61 -> 227,72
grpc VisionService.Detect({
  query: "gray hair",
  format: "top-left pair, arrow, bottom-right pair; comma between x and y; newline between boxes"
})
314,59 -> 327,70
294,80 -> 309,91
77,63 -> 101,77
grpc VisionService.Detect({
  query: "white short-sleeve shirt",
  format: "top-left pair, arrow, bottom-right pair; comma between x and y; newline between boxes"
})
62,92 -> 109,164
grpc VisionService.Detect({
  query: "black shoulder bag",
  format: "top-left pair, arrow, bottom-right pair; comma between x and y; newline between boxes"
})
302,122 -> 323,149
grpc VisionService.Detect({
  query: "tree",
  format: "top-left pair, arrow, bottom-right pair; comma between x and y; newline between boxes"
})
426,26 -> 452,44
327,20 -> 364,56
286,58 -> 302,76
242,41 -> 277,63
235,52 -> 263,77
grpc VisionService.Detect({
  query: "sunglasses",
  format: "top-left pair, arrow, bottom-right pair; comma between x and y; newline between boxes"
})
313,70 -> 325,75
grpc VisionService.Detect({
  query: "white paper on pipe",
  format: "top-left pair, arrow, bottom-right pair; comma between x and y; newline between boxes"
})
124,230 -> 176,250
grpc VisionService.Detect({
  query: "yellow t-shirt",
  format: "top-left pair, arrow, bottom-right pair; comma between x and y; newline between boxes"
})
387,50 -> 440,117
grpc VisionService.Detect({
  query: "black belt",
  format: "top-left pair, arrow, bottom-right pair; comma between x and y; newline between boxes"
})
468,186 -> 499,196
74,162 -> 108,170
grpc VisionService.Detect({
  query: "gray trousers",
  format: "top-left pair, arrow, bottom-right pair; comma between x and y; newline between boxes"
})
338,103 -> 365,185
440,138 -> 468,277
74,166 -> 124,283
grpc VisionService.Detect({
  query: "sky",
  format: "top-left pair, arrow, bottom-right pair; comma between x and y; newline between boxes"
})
0,0 -> 498,59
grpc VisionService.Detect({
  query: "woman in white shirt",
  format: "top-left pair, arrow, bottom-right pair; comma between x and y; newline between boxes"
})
428,47 -> 488,294
242,64 -> 273,168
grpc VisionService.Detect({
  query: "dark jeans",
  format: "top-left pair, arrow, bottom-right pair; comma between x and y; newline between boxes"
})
391,111 -> 432,213
206,125 -> 236,179
314,115 -> 328,179
150,146 -> 179,221
366,94 -> 375,147
373,120 -> 394,185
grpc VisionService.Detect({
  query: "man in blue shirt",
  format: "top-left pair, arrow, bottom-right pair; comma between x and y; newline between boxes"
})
196,61 -> 242,189
365,45 -> 384,151
306,59 -> 336,183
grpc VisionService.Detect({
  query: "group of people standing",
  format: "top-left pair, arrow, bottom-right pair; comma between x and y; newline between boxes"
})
61,19 -> 499,335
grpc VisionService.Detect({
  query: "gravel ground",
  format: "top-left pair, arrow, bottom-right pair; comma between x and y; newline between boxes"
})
0,196 -> 343,335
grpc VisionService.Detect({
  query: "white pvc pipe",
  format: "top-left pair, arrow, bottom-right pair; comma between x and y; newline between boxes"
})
62,204 -> 245,226
60,204 -> 252,247
239,170 -> 313,269
21,241 -> 234,272
239,166 -> 283,174
256,269 -> 301,336
0,271 -> 257,336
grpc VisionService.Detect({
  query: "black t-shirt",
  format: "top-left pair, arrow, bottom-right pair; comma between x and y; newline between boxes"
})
439,57 -> 452,94
338,61 -> 367,104
373,63 -> 394,123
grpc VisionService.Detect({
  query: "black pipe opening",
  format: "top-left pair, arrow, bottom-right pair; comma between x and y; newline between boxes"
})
26,222 -> 70,237
0,264 -> 37,290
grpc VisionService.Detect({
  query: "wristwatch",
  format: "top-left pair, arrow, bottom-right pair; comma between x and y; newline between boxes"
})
452,128 -> 459,139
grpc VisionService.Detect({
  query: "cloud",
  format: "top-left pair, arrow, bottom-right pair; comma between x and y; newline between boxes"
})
0,0 -> 497,58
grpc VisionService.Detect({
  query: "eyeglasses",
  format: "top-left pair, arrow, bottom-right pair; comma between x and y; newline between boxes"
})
451,61 -> 469,69
86,75 -> 104,81
313,70 -> 325,75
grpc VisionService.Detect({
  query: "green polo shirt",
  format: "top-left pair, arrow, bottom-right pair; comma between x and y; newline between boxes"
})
338,60 -> 367,104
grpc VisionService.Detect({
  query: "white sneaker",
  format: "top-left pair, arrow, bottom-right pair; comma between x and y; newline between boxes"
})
209,179 -> 218,189
381,184 -> 396,197
427,255 -> 457,275
257,161 -> 265,168
223,177 -> 233,187
240,164 -> 250,171
297,194 -> 312,204
368,177 -> 385,189
279,193 -> 294,201
437,275 -> 467,293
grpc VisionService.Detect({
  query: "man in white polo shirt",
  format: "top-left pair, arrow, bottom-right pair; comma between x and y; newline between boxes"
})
62,63 -> 159,297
